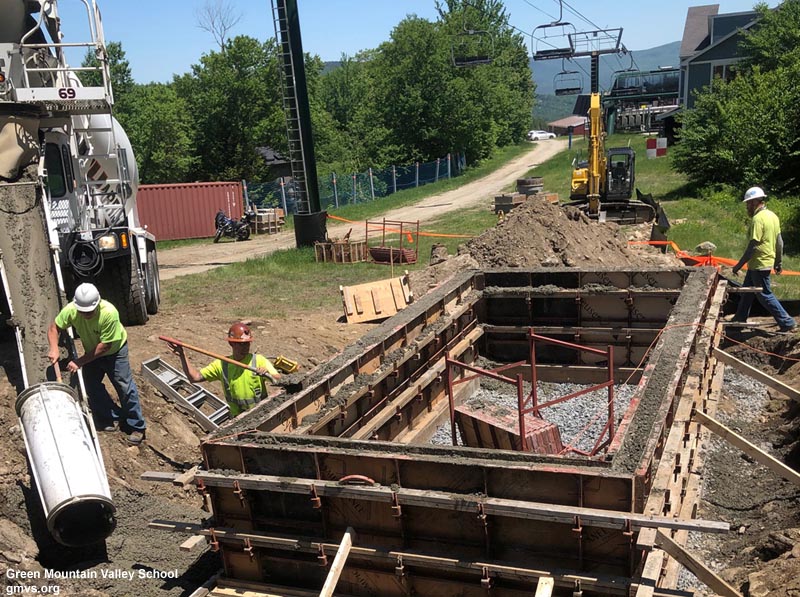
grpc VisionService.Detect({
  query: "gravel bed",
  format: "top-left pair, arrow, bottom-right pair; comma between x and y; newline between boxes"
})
430,379 -> 638,453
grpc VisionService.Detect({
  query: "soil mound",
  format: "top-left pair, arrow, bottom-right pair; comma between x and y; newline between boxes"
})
465,199 -> 672,269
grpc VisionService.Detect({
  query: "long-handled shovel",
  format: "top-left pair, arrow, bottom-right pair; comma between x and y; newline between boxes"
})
159,336 -> 278,383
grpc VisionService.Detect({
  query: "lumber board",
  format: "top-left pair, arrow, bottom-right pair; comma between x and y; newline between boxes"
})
534,577 -> 555,597
713,347 -> 800,401
180,534 -> 207,552
194,471 -> 729,534
319,527 -> 354,597
693,408 -> 800,487
654,531 -> 742,597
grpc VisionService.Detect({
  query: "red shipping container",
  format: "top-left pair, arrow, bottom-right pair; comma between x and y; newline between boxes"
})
136,181 -> 244,241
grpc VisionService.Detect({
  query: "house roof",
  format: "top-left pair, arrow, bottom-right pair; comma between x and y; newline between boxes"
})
547,115 -> 587,128
684,17 -> 758,64
679,4 -> 719,59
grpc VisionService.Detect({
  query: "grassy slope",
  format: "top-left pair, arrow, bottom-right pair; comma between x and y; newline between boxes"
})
164,133 -> 800,321
520,133 -> 800,298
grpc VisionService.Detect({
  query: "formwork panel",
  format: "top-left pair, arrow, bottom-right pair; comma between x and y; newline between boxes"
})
192,267 -> 721,595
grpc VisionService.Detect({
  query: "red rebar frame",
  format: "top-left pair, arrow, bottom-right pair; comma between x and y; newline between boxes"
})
527,330 -> 615,456
443,330 -> 616,456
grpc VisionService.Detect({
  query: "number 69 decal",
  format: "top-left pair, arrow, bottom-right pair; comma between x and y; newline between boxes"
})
58,88 -> 77,99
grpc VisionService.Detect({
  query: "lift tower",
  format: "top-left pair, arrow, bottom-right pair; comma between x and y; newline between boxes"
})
271,0 -> 326,246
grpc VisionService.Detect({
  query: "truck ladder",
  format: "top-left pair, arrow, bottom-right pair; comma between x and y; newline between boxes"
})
141,357 -> 230,431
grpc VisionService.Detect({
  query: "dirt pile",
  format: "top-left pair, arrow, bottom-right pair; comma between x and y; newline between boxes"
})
464,199 -> 675,269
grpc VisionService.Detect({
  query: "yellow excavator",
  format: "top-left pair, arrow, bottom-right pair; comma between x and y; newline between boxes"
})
565,93 -> 660,224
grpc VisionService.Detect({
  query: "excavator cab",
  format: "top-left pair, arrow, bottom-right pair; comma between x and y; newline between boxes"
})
606,148 -> 635,200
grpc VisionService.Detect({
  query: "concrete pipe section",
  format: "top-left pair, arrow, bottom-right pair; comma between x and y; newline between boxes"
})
16,382 -> 116,546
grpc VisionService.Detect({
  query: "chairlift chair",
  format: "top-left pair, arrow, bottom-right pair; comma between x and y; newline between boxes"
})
531,0 -> 575,61
451,28 -> 494,67
553,58 -> 583,95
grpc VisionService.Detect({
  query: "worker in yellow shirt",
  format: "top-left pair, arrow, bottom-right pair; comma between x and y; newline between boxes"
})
169,322 -> 281,417
731,186 -> 796,333
47,283 -> 147,445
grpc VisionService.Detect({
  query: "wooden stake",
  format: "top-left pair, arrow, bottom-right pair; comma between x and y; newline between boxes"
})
713,347 -> 800,401
654,531 -> 742,597
319,527 -> 355,597
693,408 -> 800,487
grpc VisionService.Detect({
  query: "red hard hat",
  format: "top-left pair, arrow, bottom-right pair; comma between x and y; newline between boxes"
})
227,322 -> 253,343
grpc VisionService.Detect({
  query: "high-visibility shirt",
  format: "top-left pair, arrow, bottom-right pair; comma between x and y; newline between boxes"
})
200,353 -> 279,416
748,206 -> 781,271
55,300 -> 127,355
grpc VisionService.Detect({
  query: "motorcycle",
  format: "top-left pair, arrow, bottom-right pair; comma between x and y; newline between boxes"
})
213,209 -> 255,243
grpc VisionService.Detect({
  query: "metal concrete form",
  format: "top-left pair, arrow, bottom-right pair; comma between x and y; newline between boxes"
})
157,268 -> 727,596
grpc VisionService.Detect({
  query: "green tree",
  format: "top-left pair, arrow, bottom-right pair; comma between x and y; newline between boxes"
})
80,41 -> 135,110
175,35 -> 285,181
673,0 -> 800,194
121,83 -> 196,184
673,65 -> 800,191
740,0 -> 800,72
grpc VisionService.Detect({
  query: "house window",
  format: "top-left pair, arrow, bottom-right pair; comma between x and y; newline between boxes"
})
712,63 -> 737,83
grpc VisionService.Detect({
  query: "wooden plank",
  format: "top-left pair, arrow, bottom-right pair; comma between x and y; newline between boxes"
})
174,466 -> 199,486
534,577 -> 554,597
194,472 -> 729,534
713,347 -> 800,401
654,531 -> 742,597
319,527 -> 354,597
180,535 -> 207,552
693,408 -> 800,487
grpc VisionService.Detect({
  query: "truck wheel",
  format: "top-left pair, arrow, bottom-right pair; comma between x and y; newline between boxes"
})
144,249 -> 160,315
98,251 -> 148,326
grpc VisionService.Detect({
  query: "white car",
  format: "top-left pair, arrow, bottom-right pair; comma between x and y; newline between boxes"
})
527,130 -> 556,141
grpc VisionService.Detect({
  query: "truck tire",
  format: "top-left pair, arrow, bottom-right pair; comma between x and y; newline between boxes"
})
98,251 -> 148,326
144,249 -> 160,315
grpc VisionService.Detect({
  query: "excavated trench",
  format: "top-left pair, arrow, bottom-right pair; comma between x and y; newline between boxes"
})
171,265 -> 725,596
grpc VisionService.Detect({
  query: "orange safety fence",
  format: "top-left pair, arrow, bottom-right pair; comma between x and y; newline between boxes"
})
629,240 -> 800,275
326,213 -> 473,241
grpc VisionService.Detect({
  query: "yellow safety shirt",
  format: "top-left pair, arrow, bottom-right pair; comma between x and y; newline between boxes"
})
55,300 -> 127,355
200,354 -> 279,416
748,206 -> 781,271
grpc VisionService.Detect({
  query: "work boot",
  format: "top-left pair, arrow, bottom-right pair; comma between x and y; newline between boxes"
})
95,420 -> 117,432
126,430 -> 145,446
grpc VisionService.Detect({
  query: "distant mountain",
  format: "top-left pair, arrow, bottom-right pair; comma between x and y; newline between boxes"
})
531,41 -> 680,96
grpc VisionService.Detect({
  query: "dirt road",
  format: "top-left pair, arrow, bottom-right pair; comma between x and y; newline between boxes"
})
158,140 -> 567,280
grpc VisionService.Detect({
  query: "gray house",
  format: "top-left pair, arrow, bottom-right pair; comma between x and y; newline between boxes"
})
679,4 -> 760,108
659,4 -> 760,142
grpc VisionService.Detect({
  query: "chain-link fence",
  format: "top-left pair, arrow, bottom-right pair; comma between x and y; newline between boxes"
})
246,153 -> 466,214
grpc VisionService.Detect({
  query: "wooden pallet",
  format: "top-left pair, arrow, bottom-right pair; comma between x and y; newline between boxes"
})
314,240 -> 367,263
340,273 -> 413,323
255,208 -> 284,234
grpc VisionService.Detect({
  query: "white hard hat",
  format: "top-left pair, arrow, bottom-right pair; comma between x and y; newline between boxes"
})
743,186 -> 766,202
73,283 -> 101,312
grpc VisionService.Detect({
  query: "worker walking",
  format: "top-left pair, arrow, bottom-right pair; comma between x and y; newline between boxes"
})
731,186 -> 797,333
47,283 -> 147,445
169,322 -> 281,417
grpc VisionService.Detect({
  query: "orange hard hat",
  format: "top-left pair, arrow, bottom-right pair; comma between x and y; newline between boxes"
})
227,322 -> 253,343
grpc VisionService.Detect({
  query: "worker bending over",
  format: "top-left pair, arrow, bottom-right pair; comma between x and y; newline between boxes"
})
169,322 -> 281,417
731,186 -> 797,333
47,283 -> 147,445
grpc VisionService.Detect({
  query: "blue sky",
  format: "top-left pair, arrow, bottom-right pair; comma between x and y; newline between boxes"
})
56,0 -> 779,83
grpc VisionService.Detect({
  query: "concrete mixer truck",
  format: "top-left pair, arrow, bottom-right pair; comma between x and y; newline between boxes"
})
0,0 -> 159,547
0,0 -> 159,388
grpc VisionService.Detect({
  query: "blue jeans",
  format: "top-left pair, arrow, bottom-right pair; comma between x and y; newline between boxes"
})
734,269 -> 796,329
83,344 -> 146,432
